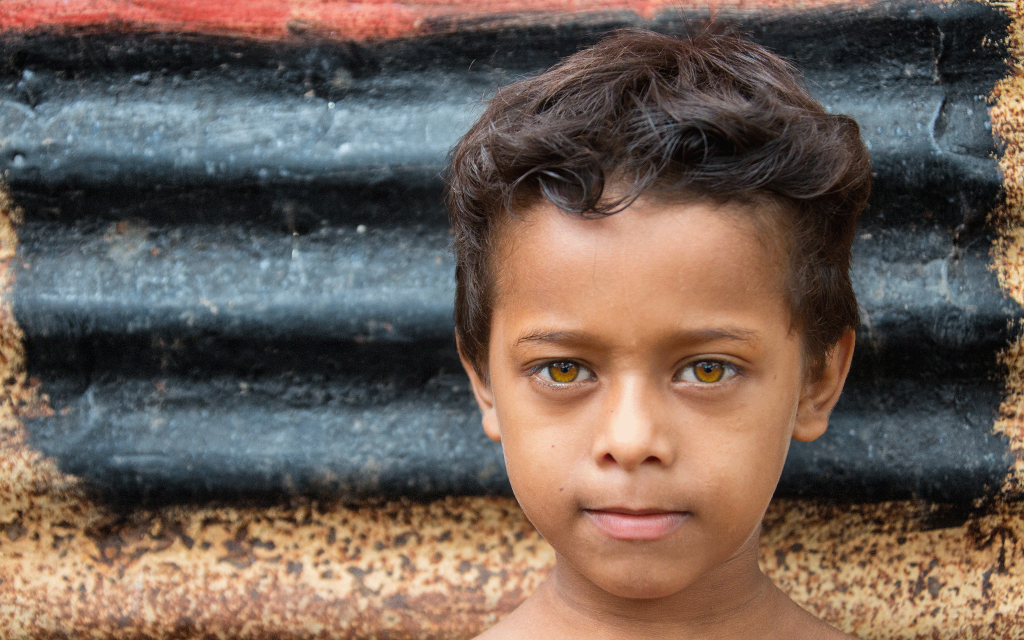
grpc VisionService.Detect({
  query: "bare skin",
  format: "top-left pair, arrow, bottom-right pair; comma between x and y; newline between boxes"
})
462,198 -> 857,640
477,541 -> 850,640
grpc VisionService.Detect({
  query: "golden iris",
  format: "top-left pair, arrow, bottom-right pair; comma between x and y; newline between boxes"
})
694,361 -> 725,383
548,362 -> 579,383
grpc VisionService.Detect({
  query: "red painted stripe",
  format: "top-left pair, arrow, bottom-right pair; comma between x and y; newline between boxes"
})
0,0 -> 877,41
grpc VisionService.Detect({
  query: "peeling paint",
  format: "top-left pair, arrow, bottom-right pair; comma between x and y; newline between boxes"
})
0,0 -> 881,41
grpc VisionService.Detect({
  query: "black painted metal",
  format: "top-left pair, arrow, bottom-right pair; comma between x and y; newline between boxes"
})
1,1 -> 1016,506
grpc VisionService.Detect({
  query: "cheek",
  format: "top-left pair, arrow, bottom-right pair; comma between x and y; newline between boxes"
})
502,448 -> 569,540
696,402 -> 797,507
501,429 -> 568,496
492,379 -> 587,480
496,415 -> 581,532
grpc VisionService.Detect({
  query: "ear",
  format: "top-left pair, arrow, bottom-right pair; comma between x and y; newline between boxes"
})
457,336 -> 502,443
792,329 -> 855,443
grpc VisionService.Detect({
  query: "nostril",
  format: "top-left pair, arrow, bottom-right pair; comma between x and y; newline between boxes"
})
601,452 -> 662,466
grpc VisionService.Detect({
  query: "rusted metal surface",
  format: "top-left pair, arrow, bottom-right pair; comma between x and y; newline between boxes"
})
991,0 -> 1024,496
0,186 -> 556,637
2,321 -> 1023,640
0,282 -> 553,640
761,499 -> 1024,639
1,254 -> 1023,640
1,0 -> 1024,637
0,491 -> 553,639
1,0 -> 1016,506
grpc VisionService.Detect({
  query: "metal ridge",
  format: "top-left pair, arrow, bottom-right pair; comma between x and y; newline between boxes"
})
2,1 -> 1018,506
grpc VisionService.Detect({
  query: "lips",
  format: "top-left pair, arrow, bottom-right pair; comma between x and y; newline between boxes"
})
584,509 -> 689,541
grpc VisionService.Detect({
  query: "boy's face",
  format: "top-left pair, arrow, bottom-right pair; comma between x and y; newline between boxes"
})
462,198 -> 851,601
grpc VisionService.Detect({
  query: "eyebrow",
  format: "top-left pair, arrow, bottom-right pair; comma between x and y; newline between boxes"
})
514,327 -> 760,348
515,330 -> 590,347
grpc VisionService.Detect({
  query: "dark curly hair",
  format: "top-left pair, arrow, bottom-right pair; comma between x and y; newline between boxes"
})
446,27 -> 871,380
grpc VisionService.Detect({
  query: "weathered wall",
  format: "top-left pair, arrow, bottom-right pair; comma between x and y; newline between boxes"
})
0,0 -> 882,39
1,0 -> 1024,637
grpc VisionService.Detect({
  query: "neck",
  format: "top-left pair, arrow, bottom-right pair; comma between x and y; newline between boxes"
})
538,533 -> 783,640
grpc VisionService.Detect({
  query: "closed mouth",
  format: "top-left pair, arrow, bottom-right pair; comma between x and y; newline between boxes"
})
584,509 -> 689,541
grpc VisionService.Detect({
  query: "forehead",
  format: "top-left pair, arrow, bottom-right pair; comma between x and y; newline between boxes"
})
490,198 -> 792,350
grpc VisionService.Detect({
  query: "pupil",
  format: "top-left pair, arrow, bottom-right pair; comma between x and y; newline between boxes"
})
549,362 -> 578,383
695,362 -> 722,383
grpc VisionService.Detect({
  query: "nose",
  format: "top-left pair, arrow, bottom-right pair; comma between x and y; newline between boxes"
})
594,377 -> 674,471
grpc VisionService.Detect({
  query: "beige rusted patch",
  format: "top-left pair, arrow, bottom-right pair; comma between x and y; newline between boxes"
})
761,499 -> 1024,639
0,495 -> 554,638
0,183 -> 89,545
989,0 -> 1024,494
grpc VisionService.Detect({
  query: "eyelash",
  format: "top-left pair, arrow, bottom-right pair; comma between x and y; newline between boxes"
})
675,360 -> 740,385
529,359 -> 740,386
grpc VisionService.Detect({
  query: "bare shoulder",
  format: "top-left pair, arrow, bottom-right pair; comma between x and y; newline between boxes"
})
782,601 -> 860,640
472,623 -> 510,640
762,587 -> 859,640
471,604 -> 540,640
810,619 -> 859,640
471,613 -> 534,640
470,588 -> 570,640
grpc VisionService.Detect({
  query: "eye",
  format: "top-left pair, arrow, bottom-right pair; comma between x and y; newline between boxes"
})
535,361 -> 594,385
677,360 -> 737,384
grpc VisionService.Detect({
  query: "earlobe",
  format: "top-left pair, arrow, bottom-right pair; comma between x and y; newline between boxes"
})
458,337 -> 502,443
792,329 -> 855,443
480,408 -> 501,443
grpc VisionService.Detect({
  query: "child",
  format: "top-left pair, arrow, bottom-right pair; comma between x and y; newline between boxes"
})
445,27 -> 870,639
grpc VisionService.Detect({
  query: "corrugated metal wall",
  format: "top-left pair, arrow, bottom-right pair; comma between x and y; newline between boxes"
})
2,0 -> 1024,637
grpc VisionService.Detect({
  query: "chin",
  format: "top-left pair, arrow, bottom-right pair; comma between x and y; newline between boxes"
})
594,570 -> 690,600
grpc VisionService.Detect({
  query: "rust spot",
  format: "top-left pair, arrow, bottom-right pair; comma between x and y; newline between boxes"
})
4,520 -> 25,542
